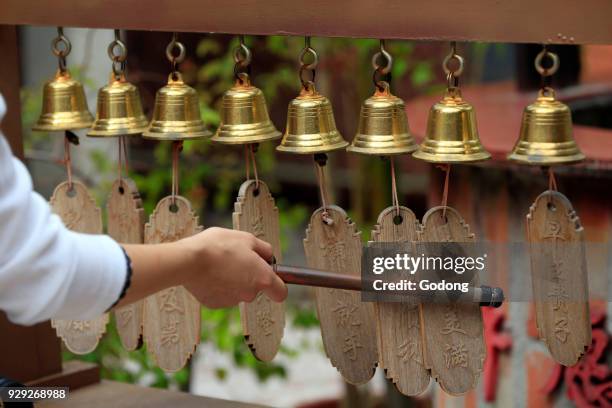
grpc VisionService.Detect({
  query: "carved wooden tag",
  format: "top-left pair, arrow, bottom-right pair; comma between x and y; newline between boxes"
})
526,190 -> 591,366
304,205 -> 377,385
106,178 -> 145,351
418,206 -> 485,395
49,180 -> 109,354
370,206 -> 430,396
233,180 -> 285,362
143,196 -> 202,372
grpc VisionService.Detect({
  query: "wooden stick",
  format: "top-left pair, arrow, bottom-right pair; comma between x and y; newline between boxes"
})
273,263 -> 504,307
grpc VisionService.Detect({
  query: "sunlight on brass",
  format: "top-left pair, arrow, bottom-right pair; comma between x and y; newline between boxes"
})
508,88 -> 584,165
142,73 -> 211,140
88,74 -> 148,137
347,84 -> 418,155
412,89 -> 490,163
277,85 -> 348,154
212,78 -> 280,144
32,70 -> 94,132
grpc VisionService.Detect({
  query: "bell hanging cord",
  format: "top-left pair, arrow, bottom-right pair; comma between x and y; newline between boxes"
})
117,135 -> 130,189
62,131 -> 78,191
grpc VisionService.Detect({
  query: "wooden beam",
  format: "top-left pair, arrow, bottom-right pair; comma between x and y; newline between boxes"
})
0,1 -> 611,45
0,25 -> 24,159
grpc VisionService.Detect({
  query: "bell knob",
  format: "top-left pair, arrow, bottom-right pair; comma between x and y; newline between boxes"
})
276,85 -> 348,154
508,88 -> 584,165
212,77 -> 281,144
412,89 -> 490,163
142,73 -> 211,141
32,70 -> 94,132
347,84 -> 418,155
88,74 -> 148,137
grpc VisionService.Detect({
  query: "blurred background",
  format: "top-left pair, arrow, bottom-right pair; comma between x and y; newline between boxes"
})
17,28 -> 612,407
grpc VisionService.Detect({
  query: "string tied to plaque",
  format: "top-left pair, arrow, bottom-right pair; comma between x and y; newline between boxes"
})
244,144 -> 260,191
62,131 -> 79,191
314,153 -> 333,225
170,141 -> 183,208
436,163 -> 451,220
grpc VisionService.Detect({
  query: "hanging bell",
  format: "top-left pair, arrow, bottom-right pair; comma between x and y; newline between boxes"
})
412,88 -> 490,163
277,85 -> 348,154
88,74 -> 148,137
32,70 -> 94,132
347,83 -> 417,155
508,88 -> 584,165
142,73 -> 211,140
212,76 -> 280,144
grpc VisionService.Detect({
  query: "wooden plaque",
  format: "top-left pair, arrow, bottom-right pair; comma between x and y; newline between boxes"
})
106,178 -> 145,351
526,190 -> 591,366
418,206 -> 485,395
233,180 -> 285,362
143,196 -> 202,372
370,206 -> 430,396
304,205 -> 377,385
49,180 -> 109,354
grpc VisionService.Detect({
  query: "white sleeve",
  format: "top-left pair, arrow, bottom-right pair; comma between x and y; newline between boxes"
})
0,95 -> 127,326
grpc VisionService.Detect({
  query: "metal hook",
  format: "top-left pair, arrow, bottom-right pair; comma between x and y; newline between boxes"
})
535,47 -> 560,77
166,32 -> 186,72
299,36 -> 318,89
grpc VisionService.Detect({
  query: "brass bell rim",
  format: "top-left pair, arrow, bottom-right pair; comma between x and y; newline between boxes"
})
346,144 -> 418,155
276,138 -> 349,154
32,114 -> 94,132
87,119 -> 149,137
412,149 -> 491,163
507,140 -> 585,165
141,127 -> 212,141
211,126 -> 282,145
507,152 -> 585,165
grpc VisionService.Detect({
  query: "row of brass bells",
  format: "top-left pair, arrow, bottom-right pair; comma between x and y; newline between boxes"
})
347,82 -> 417,155
32,70 -> 94,131
212,76 -> 281,144
508,87 -> 584,165
277,84 -> 348,154
413,88 -> 490,163
143,72 -> 211,140
88,73 -> 148,137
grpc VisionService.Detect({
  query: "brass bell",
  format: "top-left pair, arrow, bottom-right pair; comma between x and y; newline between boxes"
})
412,89 -> 490,163
508,88 -> 584,165
142,73 -> 211,140
212,77 -> 280,144
277,85 -> 348,154
88,74 -> 148,137
347,83 -> 417,155
32,70 -> 94,132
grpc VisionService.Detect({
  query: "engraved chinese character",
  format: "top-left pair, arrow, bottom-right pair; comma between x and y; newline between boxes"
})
436,224 -> 453,242
256,309 -> 275,336
554,316 -> 570,343
548,285 -> 569,312
443,342 -> 468,368
550,259 -> 564,281
321,242 -> 346,271
159,287 -> 184,314
160,316 -> 180,347
441,305 -> 467,335
342,333 -> 363,361
251,212 -> 265,238
398,339 -> 421,365
332,299 -> 360,328
543,221 -> 565,241
118,308 -> 133,327
63,209 -> 82,230
70,320 -> 91,332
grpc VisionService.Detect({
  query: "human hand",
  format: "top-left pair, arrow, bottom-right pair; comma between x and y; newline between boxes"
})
178,227 -> 288,308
